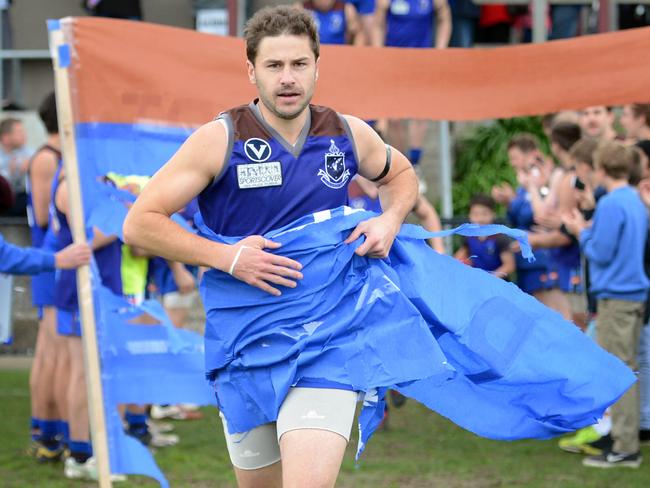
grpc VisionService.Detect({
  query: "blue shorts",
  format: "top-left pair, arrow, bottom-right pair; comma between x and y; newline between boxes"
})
556,264 -> 582,293
347,0 -> 375,15
31,270 -> 56,308
56,309 -> 81,337
517,269 -> 559,295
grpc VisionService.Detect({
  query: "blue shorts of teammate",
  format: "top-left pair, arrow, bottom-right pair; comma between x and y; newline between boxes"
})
348,0 -> 375,15
57,309 -> 81,337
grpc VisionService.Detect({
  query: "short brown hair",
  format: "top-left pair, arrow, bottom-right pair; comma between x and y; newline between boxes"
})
631,103 -> 650,128
470,193 -> 496,211
551,122 -> 581,152
507,133 -> 539,153
594,141 -> 632,180
244,6 -> 320,64
569,138 -> 598,169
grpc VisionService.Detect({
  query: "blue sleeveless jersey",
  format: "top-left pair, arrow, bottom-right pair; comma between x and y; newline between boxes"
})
386,0 -> 435,48
49,171 -> 123,335
26,145 -> 61,308
304,1 -> 347,45
198,101 -> 359,237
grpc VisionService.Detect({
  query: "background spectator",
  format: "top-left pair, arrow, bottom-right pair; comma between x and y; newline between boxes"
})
0,118 -> 33,215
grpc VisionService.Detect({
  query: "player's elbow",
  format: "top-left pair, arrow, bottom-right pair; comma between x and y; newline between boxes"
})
122,209 -> 141,247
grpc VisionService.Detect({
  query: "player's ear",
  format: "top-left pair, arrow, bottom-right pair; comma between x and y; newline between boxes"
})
247,60 -> 256,84
315,58 -> 319,81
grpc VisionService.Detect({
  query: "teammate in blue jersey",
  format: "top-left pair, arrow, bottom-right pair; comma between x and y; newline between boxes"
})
124,5 -> 418,487
24,93 -> 79,462
50,168 -> 123,480
299,0 -> 364,45
375,0 -> 451,189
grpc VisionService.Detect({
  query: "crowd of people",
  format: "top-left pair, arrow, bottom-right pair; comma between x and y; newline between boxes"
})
1,1 -> 650,485
454,104 -> 650,468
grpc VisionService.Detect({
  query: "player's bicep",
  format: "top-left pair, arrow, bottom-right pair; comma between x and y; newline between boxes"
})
344,115 -> 408,184
134,120 -> 226,218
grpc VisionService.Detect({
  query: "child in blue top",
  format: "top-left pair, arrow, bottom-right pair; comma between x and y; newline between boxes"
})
455,194 -> 515,279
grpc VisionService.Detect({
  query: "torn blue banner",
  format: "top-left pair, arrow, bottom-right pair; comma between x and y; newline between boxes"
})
196,206 -> 634,459
92,272 -> 214,486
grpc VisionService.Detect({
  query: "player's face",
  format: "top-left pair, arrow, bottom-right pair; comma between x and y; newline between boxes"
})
248,34 -> 318,121
579,106 -> 613,139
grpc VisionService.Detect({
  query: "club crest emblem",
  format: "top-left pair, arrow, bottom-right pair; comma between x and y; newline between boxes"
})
318,139 -> 350,189
244,138 -> 272,163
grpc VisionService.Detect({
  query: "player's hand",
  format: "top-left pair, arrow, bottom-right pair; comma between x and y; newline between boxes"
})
54,243 -> 92,269
344,215 -> 400,258
227,235 -> 303,296
561,208 -> 589,237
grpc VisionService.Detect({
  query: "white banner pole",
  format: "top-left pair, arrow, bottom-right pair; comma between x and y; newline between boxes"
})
48,19 -> 112,488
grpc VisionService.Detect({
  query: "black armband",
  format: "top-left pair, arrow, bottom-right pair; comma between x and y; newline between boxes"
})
370,144 -> 392,182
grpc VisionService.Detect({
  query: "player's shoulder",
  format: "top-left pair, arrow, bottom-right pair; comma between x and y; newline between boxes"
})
340,114 -> 373,138
190,118 -> 228,146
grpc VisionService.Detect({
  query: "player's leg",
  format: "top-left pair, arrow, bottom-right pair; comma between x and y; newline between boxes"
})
221,413 -> 282,488
278,388 -> 358,488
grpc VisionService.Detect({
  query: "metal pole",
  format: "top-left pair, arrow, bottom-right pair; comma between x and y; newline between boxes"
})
532,0 -> 548,43
608,0 -> 619,31
438,120 -> 454,252
237,0 -> 247,36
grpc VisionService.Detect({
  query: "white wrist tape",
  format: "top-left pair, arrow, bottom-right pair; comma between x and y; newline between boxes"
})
228,246 -> 250,276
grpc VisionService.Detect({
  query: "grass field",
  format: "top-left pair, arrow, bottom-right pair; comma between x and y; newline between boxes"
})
1,369 -> 649,487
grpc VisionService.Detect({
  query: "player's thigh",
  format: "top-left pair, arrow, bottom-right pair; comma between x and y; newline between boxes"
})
220,412 -> 282,488
278,387 -> 358,488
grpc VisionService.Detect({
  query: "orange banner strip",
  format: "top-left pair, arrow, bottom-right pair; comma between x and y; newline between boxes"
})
66,17 -> 650,125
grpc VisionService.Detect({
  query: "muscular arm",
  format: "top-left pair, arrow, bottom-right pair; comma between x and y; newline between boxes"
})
123,121 -> 232,270
123,120 -> 302,296
434,0 -> 452,49
29,150 -> 57,227
344,115 -> 418,257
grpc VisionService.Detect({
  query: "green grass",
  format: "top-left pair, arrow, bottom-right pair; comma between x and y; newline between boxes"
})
1,369 -> 649,487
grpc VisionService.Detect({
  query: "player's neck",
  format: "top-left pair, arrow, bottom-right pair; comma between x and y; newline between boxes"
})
46,134 -> 61,150
258,102 -> 309,146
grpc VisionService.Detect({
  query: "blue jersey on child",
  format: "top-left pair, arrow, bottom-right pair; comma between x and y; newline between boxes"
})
198,100 -> 359,238
464,235 -> 510,273
385,0 -> 435,48
304,1 -> 347,45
